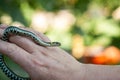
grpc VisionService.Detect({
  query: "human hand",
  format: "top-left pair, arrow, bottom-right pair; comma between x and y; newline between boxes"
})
0,24 -> 84,80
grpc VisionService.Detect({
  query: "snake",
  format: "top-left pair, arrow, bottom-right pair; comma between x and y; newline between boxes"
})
0,26 -> 61,80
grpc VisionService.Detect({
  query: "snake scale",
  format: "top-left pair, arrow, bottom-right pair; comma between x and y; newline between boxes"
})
0,26 -> 61,80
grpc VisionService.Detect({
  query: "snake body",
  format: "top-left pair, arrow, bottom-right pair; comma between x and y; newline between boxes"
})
0,26 -> 61,80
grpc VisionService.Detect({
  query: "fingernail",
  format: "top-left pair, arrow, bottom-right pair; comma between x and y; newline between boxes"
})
0,24 -> 8,29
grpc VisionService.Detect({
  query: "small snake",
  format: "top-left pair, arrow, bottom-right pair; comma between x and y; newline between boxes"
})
0,26 -> 61,80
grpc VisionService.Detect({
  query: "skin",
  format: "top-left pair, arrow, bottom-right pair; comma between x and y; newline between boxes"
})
0,24 -> 120,80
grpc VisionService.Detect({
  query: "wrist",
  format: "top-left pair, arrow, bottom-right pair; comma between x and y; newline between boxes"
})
81,64 -> 120,80
70,63 -> 86,80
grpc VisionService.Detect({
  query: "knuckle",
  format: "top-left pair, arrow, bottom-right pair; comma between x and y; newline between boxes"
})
6,43 -> 19,54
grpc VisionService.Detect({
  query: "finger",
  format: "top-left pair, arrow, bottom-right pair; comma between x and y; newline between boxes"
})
0,25 -> 47,52
0,24 -> 9,29
9,35 -> 41,53
19,26 -> 50,42
0,40 -> 31,68
0,29 -> 4,38
8,27 -> 50,53
0,24 -> 9,38
0,24 -> 51,42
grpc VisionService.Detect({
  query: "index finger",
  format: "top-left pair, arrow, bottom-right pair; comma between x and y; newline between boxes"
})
0,24 -> 51,42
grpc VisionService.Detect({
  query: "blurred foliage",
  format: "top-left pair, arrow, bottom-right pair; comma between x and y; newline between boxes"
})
0,0 -> 120,79
0,0 -> 119,48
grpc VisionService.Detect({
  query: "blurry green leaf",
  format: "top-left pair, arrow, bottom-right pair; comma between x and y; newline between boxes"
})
0,0 -> 28,26
95,19 -> 120,37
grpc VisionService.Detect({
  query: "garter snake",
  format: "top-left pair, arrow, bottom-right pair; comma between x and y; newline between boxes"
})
0,26 -> 61,80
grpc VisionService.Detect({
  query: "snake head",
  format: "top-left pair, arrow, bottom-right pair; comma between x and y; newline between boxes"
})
51,42 -> 61,46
